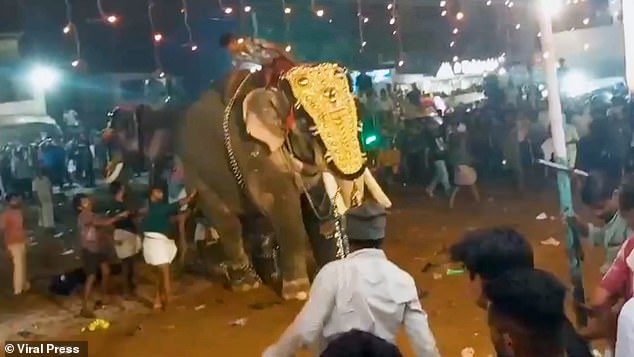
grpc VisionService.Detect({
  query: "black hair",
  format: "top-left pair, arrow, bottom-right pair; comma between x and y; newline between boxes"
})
619,176 -> 634,212
109,181 -> 124,195
219,33 -> 235,48
581,170 -> 619,206
449,227 -> 534,281
320,329 -> 402,357
5,192 -> 21,202
484,269 -> 567,355
349,239 -> 384,250
72,193 -> 88,214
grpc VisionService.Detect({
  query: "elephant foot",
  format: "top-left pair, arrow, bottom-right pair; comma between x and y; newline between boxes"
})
228,264 -> 262,292
282,278 -> 310,301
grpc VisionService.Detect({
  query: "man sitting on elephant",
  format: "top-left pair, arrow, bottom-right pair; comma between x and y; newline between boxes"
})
219,33 -> 295,87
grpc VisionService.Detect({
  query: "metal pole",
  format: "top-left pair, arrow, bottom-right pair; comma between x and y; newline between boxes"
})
624,0 -> 634,93
536,0 -> 587,327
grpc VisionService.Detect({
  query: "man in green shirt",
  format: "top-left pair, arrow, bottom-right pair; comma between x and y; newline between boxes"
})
569,171 -> 630,273
142,186 -> 196,310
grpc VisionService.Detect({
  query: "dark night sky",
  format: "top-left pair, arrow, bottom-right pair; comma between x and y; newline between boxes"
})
0,0 -> 611,77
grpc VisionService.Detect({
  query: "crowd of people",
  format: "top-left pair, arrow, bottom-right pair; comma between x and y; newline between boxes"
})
4,32 -> 634,356
0,132 -> 108,198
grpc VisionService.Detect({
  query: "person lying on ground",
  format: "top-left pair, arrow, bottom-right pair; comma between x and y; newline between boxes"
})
263,202 -> 440,357
450,228 -> 592,357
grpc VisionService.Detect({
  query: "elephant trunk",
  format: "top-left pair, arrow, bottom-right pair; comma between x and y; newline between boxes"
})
105,161 -> 125,184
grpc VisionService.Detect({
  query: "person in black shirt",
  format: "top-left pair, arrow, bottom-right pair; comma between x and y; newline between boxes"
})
108,181 -> 141,296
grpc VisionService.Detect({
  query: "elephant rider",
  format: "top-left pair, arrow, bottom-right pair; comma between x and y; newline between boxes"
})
219,32 -> 296,88
263,202 -> 440,357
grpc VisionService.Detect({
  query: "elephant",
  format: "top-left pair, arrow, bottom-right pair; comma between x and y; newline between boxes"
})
104,63 -> 392,300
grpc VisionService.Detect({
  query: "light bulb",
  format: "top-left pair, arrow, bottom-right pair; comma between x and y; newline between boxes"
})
486,0 -> 492,6
398,60 -> 404,67
106,15 -> 118,24
452,27 -> 459,34
316,9 -> 324,17
449,41 -> 455,47
456,12 -> 464,20
71,60 -> 80,67
153,33 -> 163,42
453,56 -> 459,62
284,7 -> 291,14
583,17 -> 589,25
387,4 -> 393,10
244,6 -> 252,13
440,0 -> 446,7
508,1 -> 514,8
63,25 -> 71,34
159,71 -> 166,78
389,17 -> 396,25
224,7 -> 233,14
363,17 -> 369,23
285,45 -> 292,52
191,44 -> 198,51
441,10 -> 447,16
515,23 -> 521,30
583,43 -> 590,51
361,41 -> 367,47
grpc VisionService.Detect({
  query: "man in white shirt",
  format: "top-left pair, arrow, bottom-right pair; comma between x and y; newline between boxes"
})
263,203 -> 440,357
616,297 -> 634,357
32,169 -> 54,230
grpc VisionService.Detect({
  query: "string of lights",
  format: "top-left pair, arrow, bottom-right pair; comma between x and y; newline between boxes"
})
96,0 -> 119,24
281,0 -> 292,52
147,0 -> 165,78
357,0 -> 365,52
387,0 -> 404,67
181,0 -> 198,51
63,0 -> 82,68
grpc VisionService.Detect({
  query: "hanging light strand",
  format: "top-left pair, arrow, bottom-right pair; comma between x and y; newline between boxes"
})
181,0 -> 197,51
282,0 -> 291,49
357,0 -> 365,51
63,0 -> 82,67
97,0 -> 118,24
389,0 -> 404,66
147,0 -> 164,76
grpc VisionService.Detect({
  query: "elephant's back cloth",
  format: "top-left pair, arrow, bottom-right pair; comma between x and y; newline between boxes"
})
142,232 -> 177,266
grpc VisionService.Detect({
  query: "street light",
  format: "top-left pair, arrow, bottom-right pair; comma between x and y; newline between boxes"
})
29,65 -> 60,91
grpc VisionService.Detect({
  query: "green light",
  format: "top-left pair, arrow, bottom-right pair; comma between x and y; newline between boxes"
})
365,135 -> 377,145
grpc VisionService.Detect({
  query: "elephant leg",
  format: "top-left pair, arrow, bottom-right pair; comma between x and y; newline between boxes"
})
189,177 -> 261,292
260,191 -> 310,301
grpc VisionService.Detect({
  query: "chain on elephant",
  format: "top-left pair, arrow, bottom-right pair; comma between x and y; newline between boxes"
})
248,231 -> 281,286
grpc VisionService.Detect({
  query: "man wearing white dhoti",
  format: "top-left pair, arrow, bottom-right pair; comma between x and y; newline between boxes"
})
32,170 -> 55,230
142,186 -> 196,310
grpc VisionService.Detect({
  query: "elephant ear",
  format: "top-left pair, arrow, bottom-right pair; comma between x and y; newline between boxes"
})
243,88 -> 289,153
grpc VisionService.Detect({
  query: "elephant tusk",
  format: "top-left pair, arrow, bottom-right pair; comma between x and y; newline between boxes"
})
322,172 -> 348,215
105,162 -> 124,184
363,168 -> 392,208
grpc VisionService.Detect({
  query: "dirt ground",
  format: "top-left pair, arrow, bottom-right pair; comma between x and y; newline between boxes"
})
1,181 -> 607,356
